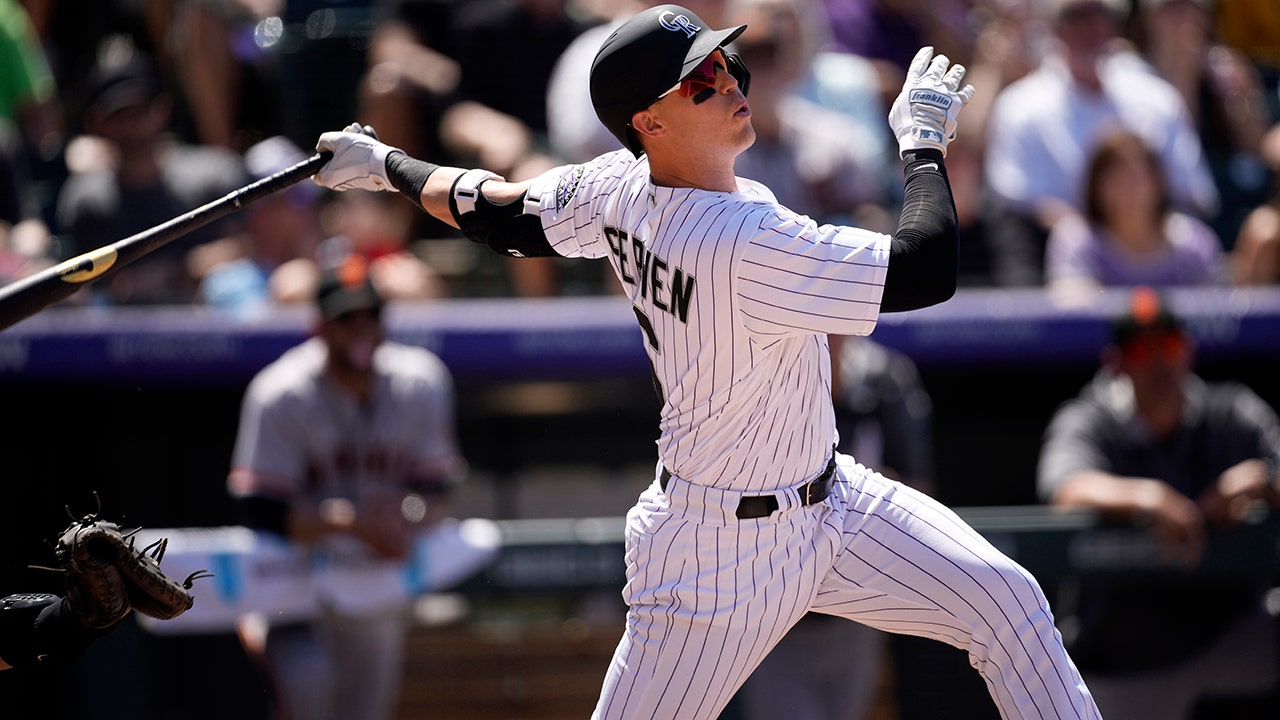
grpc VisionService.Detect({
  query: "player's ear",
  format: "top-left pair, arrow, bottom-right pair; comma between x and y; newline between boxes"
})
630,109 -> 668,144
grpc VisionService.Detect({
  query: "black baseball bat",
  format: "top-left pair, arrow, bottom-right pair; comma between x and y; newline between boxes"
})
0,150 -> 332,332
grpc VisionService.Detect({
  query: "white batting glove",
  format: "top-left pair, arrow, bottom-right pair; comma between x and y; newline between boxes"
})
314,122 -> 400,192
888,47 -> 976,158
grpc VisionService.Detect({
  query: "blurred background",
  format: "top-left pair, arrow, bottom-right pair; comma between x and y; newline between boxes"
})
0,0 -> 1278,718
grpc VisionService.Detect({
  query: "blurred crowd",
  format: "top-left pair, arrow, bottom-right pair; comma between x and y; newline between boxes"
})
0,0 -> 1277,310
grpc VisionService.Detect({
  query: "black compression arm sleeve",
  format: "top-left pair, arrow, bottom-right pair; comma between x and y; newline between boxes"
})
880,148 -> 959,313
385,151 -> 440,210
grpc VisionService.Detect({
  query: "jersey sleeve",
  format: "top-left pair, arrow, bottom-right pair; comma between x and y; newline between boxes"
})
737,201 -> 891,338
1216,383 -> 1280,466
1036,397 -> 1115,502
529,149 -> 634,259
227,372 -> 308,499
409,353 -> 468,486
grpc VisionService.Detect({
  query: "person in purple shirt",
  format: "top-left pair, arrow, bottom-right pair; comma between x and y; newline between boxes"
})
1045,128 -> 1226,294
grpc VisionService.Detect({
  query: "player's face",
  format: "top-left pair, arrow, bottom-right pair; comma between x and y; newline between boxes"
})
642,50 -> 754,158
321,308 -> 385,373
1117,329 -> 1192,397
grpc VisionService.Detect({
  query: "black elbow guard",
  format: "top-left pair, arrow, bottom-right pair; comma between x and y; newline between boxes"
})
448,169 -> 557,258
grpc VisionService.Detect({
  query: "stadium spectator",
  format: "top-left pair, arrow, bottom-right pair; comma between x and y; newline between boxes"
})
23,0 -> 164,121
0,0 -> 62,250
359,0 -> 595,297
167,0 -> 280,151
360,0 -> 590,180
1045,128 -> 1226,295
982,0 -> 1218,287
166,0 -> 386,153
818,0 -> 970,83
1229,171 -> 1280,285
54,41 -> 248,305
943,0 -> 1043,286
1037,285 -> 1280,719
191,135 -> 326,318
1127,0 -> 1276,248
0,115 -> 55,287
728,0 -> 892,230
0,0 -> 59,160
1212,0 -> 1280,119
314,188 -> 446,301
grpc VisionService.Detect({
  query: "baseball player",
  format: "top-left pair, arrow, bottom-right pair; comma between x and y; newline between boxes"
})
227,255 -> 465,720
311,5 -> 1101,719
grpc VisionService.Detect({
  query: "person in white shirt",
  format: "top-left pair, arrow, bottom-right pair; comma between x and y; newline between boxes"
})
982,0 -> 1218,286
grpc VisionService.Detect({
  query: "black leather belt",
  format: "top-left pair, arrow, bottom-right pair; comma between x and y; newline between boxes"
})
659,453 -> 837,519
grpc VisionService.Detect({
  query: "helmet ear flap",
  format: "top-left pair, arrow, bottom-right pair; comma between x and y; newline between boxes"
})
723,51 -> 751,97
623,123 -> 646,157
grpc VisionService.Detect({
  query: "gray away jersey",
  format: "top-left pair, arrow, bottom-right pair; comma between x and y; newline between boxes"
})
529,150 -> 892,492
229,338 -> 464,500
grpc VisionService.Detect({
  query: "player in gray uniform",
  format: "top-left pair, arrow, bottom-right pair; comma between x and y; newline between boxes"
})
311,5 -> 1101,718
227,256 -> 465,720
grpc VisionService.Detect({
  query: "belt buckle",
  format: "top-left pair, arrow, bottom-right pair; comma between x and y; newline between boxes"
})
800,481 -> 811,505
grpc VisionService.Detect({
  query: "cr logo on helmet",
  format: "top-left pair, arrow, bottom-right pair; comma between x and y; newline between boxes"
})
659,11 -> 700,38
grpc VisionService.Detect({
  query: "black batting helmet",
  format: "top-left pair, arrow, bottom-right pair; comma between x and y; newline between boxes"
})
590,4 -> 749,157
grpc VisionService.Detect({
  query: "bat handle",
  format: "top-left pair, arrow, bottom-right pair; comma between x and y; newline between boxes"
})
235,150 -> 333,205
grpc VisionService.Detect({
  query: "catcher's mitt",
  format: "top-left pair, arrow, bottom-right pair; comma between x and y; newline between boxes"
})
54,511 -> 212,627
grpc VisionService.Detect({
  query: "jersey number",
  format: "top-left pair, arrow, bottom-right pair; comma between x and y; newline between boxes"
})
632,306 -> 665,399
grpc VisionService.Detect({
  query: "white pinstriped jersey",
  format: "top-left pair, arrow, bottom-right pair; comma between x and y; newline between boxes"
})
530,149 -> 891,492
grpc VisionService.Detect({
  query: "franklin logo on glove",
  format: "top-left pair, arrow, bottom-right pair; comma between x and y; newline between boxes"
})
908,90 -> 953,110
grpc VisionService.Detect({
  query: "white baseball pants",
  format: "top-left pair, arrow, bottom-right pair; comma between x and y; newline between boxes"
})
592,453 -> 1102,719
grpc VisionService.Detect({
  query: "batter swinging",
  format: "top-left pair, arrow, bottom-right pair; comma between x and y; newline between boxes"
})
310,5 -> 1102,719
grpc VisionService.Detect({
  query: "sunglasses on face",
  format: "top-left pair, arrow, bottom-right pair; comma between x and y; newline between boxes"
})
658,52 -> 726,103
1120,331 -> 1189,366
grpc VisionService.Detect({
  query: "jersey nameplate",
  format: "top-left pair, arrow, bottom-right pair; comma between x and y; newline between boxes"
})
604,226 -> 696,323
